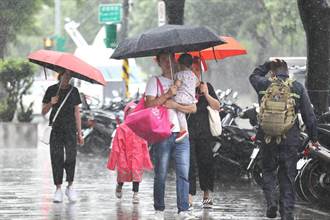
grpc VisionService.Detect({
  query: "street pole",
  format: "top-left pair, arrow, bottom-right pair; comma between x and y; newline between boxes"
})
55,0 -> 61,36
121,0 -> 130,98
158,0 -> 166,26
120,0 -> 129,41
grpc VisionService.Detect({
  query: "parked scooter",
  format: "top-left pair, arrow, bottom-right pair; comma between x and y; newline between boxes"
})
79,93 -> 118,156
212,91 -> 257,180
295,125 -> 330,206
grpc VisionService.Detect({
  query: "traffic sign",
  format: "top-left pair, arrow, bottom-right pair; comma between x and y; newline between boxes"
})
98,4 -> 122,24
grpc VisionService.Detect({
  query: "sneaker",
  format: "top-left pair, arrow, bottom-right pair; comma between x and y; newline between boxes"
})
154,210 -> 165,220
202,198 -> 213,209
53,189 -> 63,203
175,130 -> 188,143
65,186 -> 77,203
176,211 -> 196,220
188,203 -> 193,211
115,184 -> 122,199
132,192 -> 139,204
266,206 -> 277,218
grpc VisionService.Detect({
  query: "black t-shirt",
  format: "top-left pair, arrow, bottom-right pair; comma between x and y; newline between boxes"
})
42,83 -> 81,131
187,82 -> 219,138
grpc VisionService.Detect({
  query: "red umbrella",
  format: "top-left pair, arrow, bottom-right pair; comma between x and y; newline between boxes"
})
28,49 -> 106,85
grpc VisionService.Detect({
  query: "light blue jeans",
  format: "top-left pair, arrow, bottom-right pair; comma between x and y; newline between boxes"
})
153,133 -> 190,213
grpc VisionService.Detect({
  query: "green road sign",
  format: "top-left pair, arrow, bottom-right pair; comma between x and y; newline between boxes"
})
104,24 -> 117,49
98,3 -> 122,24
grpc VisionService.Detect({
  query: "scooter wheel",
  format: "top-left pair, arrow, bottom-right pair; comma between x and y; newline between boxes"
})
294,169 -> 308,202
252,161 -> 263,187
299,159 -> 330,205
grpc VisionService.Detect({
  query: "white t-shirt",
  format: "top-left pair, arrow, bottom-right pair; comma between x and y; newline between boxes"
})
145,75 -> 180,132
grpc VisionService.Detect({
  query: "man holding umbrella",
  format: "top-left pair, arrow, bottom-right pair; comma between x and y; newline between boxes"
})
28,49 -> 106,203
42,70 -> 84,203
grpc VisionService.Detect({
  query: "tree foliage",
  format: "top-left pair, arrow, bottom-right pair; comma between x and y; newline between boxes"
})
0,0 -> 52,59
0,59 -> 35,122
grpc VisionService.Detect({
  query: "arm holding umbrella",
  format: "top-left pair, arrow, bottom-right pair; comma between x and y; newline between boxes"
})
199,82 -> 220,111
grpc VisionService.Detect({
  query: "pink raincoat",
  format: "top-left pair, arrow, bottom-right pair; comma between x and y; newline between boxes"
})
107,123 -> 153,182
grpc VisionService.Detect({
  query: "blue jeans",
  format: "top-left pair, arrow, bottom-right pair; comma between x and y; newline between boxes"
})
153,133 -> 190,213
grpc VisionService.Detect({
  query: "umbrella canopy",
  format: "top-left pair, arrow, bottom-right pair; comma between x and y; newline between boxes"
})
111,24 -> 225,59
176,36 -> 247,60
28,49 -> 106,85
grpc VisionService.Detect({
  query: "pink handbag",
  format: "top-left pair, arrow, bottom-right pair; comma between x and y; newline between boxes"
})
124,77 -> 171,144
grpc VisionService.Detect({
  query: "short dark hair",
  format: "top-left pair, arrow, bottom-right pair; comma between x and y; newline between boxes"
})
178,53 -> 193,68
155,52 -> 173,63
270,59 -> 288,75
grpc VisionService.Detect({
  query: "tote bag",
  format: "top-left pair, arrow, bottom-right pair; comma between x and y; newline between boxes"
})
40,88 -> 73,145
125,78 -> 171,144
207,106 -> 222,136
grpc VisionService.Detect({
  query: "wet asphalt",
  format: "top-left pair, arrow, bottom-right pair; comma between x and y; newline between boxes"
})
0,144 -> 330,220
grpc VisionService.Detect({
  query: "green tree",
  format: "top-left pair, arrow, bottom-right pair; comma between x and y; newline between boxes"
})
298,0 -> 330,115
0,59 -> 35,122
0,0 -> 52,59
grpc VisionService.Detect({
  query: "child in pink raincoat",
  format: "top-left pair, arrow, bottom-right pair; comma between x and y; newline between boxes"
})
107,101 -> 153,204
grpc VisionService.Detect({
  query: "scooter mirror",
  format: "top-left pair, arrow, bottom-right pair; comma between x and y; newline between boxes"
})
225,88 -> 232,96
232,91 -> 238,99
215,89 -> 222,97
219,92 -> 226,99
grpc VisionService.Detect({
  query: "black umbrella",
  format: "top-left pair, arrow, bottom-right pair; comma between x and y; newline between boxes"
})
111,24 -> 225,59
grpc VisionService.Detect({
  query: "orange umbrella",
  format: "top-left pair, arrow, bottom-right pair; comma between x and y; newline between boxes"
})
176,36 -> 247,61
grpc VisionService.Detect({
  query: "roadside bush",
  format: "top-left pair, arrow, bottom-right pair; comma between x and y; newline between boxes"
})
0,59 -> 35,122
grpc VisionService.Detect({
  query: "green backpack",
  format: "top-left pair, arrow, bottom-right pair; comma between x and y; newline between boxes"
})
259,77 -> 300,144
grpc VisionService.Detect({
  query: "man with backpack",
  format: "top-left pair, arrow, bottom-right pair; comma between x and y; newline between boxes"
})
249,59 -> 319,220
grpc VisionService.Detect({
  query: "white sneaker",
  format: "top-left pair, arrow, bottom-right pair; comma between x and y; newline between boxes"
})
53,189 -> 63,203
153,210 -> 165,220
176,211 -> 196,220
132,192 -> 139,204
65,186 -> 77,202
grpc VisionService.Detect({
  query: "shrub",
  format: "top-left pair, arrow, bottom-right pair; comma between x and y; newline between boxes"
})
0,58 -> 35,122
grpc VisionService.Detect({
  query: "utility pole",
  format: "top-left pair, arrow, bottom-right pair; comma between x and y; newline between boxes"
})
121,0 -> 130,98
55,0 -> 61,36
158,0 -> 166,26
120,0 -> 129,40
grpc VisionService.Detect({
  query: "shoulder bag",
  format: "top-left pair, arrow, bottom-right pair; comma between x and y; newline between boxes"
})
124,77 -> 171,144
207,106 -> 222,136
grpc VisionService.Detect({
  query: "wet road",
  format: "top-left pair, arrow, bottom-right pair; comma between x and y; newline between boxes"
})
0,146 -> 329,220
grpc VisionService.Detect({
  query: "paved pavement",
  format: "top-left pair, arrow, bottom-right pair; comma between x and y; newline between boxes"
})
0,145 -> 330,220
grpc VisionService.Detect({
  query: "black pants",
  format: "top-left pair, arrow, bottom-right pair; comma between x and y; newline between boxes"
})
118,182 -> 139,192
189,137 -> 215,195
261,143 -> 298,219
49,129 -> 77,185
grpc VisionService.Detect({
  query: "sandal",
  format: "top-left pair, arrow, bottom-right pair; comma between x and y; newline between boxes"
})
202,198 -> 213,209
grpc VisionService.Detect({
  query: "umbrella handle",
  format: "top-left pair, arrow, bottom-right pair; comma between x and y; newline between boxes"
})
56,78 -> 63,96
198,51 -> 203,82
212,47 -> 218,62
169,54 -> 174,81
43,67 -> 47,80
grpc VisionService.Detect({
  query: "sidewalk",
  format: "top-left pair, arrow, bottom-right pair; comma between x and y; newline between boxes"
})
0,147 -> 329,220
